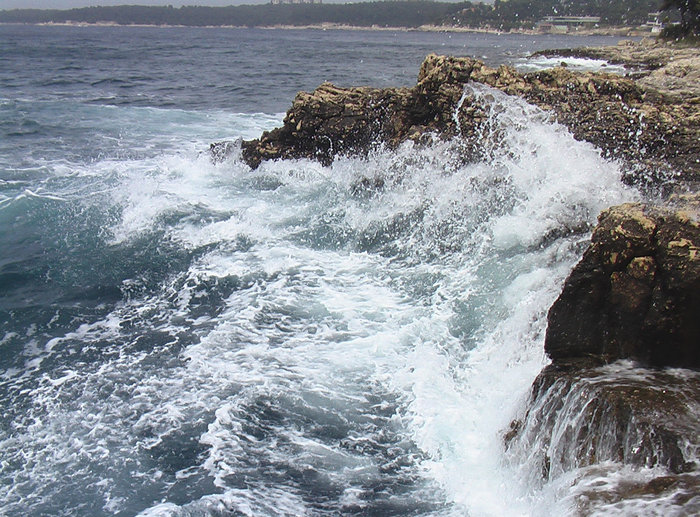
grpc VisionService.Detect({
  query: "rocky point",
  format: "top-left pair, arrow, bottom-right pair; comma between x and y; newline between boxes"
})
218,39 -> 700,508
235,44 -> 699,187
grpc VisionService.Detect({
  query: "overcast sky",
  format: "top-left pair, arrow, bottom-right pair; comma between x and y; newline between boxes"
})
0,0 -> 479,8
0,1 -> 265,8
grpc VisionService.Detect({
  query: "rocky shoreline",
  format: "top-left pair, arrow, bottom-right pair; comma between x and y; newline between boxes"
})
220,39 -> 700,509
237,41 -> 699,188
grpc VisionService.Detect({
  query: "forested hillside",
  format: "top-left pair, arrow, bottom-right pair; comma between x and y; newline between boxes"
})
0,1 -> 665,30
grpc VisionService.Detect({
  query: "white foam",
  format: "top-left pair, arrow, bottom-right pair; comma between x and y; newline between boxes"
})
517,56 -> 628,75
1,92 -> 649,516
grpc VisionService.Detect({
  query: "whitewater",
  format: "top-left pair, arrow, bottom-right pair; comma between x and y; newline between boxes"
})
1,25 -> 676,516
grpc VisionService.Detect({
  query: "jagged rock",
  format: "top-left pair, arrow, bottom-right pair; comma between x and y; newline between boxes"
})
504,361 -> 700,515
239,57 -> 488,168
504,194 -> 700,503
530,40 -> 700,183
534,39 -> 700,102
241,83 -> 426,168
233,50 -> 699,185
545,194 -> 700,369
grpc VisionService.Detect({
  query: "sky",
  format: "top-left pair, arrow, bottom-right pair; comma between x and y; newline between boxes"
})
0,1 -> 261,8
0,0 -> 483,8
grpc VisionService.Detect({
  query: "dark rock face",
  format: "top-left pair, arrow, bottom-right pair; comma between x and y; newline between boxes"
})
545,195 -> 700,369
505,196 -> 700,505
505,361 -> 700,513
507,363 -> 700,477
237,53 -> 699,185
240,56 -> 487,169
242,83 -> 424,168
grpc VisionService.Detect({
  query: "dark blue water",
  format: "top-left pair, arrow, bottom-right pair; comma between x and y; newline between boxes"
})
0,25 -> 656,516
0,25 -> 626,111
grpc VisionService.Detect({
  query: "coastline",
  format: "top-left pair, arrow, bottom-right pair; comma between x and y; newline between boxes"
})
237,40 -> 699,183
1,23 -> 698,514
233,38 -> 700,512
0,20 -> 654,37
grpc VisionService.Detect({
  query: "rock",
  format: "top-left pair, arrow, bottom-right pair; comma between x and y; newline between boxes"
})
529,40 -> 700,184
504,360 -> 700,513
239,56 -> 487,168
241,82 -> 428,168
545,194 -> 700,369
232,49 -> 699,186
535,39 -> 700,102
506,195 -> 700,503
506,363 -> 700,478
501,127 -> 700,510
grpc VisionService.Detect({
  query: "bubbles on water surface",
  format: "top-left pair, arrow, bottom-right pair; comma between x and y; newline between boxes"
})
0,87 -> 644,516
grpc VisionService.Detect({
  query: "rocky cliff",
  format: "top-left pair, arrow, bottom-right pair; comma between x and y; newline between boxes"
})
546,194 -> 700,369
505,45 -> 700,505
504,195 -> 700,509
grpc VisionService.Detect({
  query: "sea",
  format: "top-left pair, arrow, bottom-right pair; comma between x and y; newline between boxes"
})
0,24 -> 683,516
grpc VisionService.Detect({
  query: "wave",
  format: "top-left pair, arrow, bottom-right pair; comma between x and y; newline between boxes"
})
0,87 -> 643,516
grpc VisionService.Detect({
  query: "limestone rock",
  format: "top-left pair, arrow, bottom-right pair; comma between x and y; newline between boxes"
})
507,363 -> 700,477
545,195 -> 700,368
532,40 -> 700,182
232,49 -> 699,185
239,56 -> 485,168
535,39 -> 700,102
504,361 -> 700,513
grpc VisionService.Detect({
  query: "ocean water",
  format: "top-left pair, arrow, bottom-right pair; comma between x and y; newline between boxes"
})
0,25 -> 686,516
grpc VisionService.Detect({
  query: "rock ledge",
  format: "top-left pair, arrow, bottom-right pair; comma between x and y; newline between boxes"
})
236,47 -> 700,185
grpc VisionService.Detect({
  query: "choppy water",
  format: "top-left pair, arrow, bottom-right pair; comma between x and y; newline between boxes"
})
2,24 -> 691,517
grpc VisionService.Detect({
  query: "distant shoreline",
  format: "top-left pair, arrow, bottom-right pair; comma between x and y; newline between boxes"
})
0,21 -> 652,38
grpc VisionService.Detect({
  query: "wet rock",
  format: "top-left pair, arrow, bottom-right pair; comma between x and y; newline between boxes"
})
505,361 -> 700,515
545,194 -> 700,369
505,195 -> 700,510
349,176 -> 385,198
534,39 -> 700,102
239,57 -> 487,169
530,40 -> 700,184
240,82 -> 428,168
507,363 -> 700,478
231,49 -> 699,186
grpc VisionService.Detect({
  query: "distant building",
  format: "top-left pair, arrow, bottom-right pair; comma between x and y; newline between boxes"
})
537,16 -> 600,34
270,0 -> 322,4
645,12 -> 664,34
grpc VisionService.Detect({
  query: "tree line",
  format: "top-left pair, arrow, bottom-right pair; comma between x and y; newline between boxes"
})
0,1 -> 679,32
0,3 -> 467,28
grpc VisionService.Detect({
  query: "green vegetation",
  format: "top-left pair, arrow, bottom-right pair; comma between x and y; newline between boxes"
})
0,2 -> 468,28
660,0 -> 700,39
452,0 -> 664,31
0,1 -> 669,30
